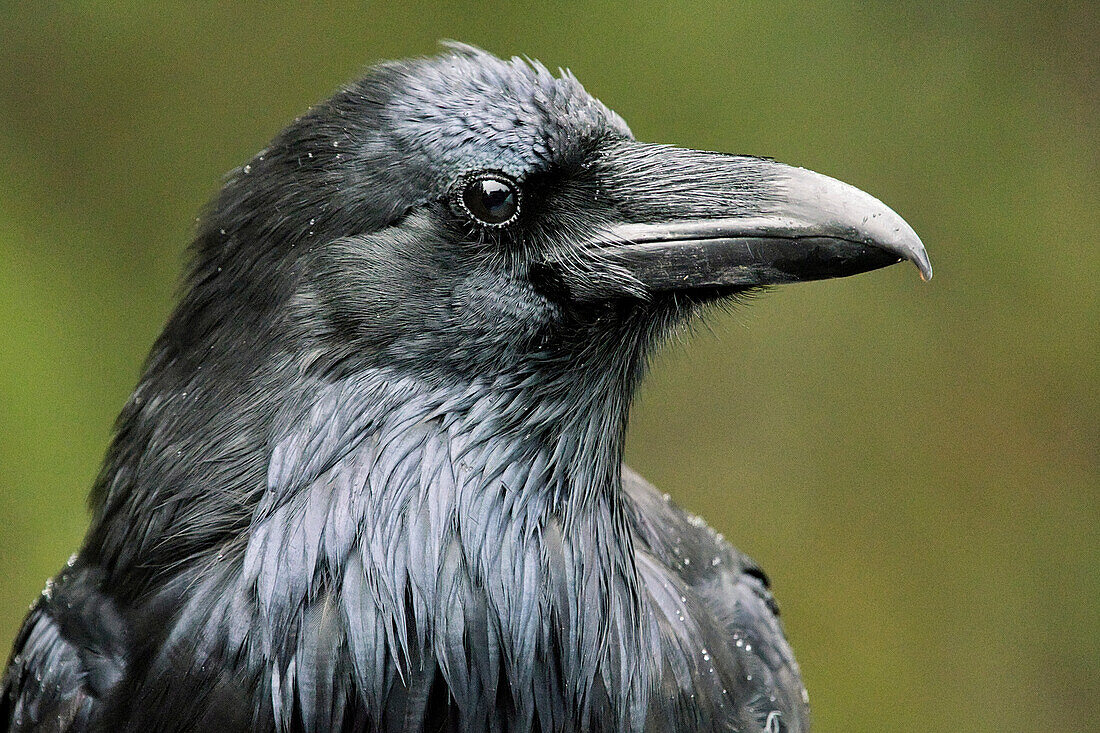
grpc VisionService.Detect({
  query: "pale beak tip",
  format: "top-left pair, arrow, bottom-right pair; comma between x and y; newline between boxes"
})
915,250 -> 933,282
889,219 -> 932,282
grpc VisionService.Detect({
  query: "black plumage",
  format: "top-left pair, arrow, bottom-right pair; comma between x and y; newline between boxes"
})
2,45 -> 929,732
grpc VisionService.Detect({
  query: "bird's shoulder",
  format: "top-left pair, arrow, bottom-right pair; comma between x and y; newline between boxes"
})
622,465 -> 772,594
622,466 -> 811,732
1,562 -> 127,732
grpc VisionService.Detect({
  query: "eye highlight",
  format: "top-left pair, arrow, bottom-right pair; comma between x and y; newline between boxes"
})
459,173 -> 520,226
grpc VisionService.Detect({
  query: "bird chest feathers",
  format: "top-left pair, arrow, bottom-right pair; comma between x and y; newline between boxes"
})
146,369 -> 743,731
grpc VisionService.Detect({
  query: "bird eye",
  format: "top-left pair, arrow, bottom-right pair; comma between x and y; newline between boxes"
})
460,174 -> 519,226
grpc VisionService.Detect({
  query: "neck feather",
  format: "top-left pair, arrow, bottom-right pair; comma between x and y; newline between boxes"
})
186,364 -> 657,729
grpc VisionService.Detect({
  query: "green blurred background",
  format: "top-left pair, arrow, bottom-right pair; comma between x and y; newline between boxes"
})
0,2 -> 1096,730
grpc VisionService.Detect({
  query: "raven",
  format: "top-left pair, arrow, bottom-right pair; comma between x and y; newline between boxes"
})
2,45 -> 929,732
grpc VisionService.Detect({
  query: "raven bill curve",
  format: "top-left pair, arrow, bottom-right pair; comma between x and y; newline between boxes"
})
583,149 -> 931,292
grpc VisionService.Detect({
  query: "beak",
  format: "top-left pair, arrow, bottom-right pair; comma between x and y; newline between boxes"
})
579,142 -> 931,293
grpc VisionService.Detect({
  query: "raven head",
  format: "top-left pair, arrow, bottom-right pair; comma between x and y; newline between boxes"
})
194,44 -> 929,385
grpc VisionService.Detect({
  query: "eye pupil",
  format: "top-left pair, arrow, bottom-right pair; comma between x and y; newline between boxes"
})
462,176 -> 518,225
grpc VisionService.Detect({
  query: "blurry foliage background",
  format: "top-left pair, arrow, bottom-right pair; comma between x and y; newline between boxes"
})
0,2 -> 1096,730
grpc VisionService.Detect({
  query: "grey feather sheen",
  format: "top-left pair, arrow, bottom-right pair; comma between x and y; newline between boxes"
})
381,45 -> 631,185
167,363 -> 698,731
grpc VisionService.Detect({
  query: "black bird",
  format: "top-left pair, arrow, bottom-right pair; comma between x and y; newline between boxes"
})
2,45 -> 930,732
